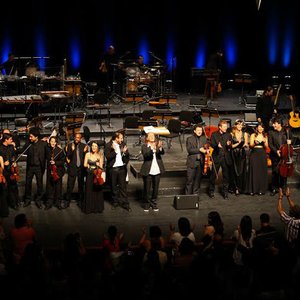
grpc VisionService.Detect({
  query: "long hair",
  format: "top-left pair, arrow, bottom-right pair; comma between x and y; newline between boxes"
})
240,215 -> 253,242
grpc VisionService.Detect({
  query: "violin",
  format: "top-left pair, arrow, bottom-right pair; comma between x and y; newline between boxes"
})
50,164 -> 60,182
10,164 -> 20,182
50,148 -> 62,182
93,167 -> 104,186
203,143 -> 213,175
0,167 -> 6,185
278,126 -> 294,177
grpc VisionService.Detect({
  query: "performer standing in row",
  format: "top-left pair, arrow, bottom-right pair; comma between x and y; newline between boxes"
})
44,137 -> 66,210
82,141 -> 104,214
65,133 -> 88,208
104,132 -> 131,211
185,124 -> 208,195
22,127 -> 47,208
140,132 -> 165,212
0,133 -> 21,209
208,119 -> 232,199
268,117 -> 292,196
229,120 -> 249,195
248,123 -> 268,195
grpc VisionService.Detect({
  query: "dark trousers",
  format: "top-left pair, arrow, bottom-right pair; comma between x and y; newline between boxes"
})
46,173 -> 63,206
271,156 -> 287,190
143,174 -> 160,208
209,157 -> 230,194
185,164 -> 202,194
109,166 -> 128,205
24,166 -> 44,203
4,174 -> 20,207
66,167 -> 84,202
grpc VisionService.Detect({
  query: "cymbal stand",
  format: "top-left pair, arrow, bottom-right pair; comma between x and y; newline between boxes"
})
109,65 -> 126,104
96,109 -> 106,142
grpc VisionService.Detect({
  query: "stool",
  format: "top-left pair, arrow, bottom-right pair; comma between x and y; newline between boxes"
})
204,77 -> 217,99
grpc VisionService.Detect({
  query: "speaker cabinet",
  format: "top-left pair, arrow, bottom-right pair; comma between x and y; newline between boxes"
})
245,95 -> 258,107
173,195 -> 199,210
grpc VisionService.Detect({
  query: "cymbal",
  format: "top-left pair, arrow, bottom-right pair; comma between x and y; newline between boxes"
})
150,64 -> 164,69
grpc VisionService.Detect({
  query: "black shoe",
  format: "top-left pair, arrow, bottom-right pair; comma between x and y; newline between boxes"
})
23,201 -> 31,208
270,189 -> 277,196
64,201 -> 70,208
56,204 -> 63,210
122,204 -> 132,212
223,193 -> 229,200
235,189 -> 240,196
111,203 -> 118,210
44,205 -> 52,210
209,191 -> 215,198
36,202 -> 43,209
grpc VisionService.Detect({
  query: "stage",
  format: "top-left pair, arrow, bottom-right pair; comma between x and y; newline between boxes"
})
1,87 -> 300,249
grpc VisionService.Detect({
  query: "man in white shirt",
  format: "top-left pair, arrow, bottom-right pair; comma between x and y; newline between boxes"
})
104,132 -> 131,211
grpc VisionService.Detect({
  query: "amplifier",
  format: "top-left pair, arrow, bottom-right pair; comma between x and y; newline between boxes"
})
174,195 -> 199,210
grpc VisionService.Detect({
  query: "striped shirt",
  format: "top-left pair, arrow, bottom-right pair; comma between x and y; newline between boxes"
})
280,211 -> 300,244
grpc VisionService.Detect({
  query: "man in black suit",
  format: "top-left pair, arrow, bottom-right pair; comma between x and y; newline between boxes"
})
208,119 -> 233,199
268,116 -> 292,195
65,133 -> 88,207
104,131 -> 131,211
22,127 -> 48,208
185,124 -> 208,195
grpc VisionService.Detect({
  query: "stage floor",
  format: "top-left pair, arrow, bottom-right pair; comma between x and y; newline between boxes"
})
1,88 -> 300,249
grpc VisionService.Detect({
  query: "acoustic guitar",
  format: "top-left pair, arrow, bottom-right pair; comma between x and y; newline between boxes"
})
288,95 -> 300,128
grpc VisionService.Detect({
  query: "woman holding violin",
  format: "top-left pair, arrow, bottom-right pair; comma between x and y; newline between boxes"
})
268,117 -> 293,195
0,132 -> 20,211
45,136 -> 66,210
185,124 -> 209,195
247,123 -> 269,195
82,141 -> 104,214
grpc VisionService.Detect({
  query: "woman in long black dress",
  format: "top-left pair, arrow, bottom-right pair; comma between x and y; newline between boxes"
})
248,123 -> 269,195
82,141 -> 104,214
229,119 -> 249,195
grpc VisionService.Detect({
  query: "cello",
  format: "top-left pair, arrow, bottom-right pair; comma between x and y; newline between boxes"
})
278,126 -> 294,177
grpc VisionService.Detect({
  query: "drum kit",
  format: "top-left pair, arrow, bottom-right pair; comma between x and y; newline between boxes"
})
123,62 -> 164,99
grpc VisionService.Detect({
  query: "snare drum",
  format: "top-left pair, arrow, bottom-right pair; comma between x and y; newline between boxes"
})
139,72 -> 152,84
126,78 -> 138,93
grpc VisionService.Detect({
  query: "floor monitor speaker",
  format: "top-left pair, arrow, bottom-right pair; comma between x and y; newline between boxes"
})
173,195 -> 199,210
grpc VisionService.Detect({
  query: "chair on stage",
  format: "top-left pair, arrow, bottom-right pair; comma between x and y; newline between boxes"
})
123,116 -> 143,146
141,109 -> 155,121
179,110 -> 194,141
165,118 -> 183,151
